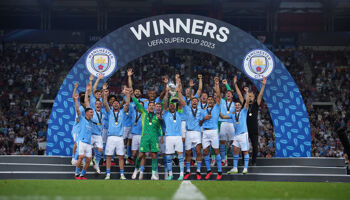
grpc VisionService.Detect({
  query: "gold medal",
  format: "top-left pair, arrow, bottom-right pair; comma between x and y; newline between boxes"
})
115,122 -> 118,125
236,122 -> 239,125
149,122 -> 152,125
227,111 -> 230,114
249,113 -> 252,116
97,123 -> 100,125
173,120 -> 176,123
134,122 -> 137,126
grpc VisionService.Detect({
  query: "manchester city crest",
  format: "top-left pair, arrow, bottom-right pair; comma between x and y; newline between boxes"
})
85,47 -> 117,77
243,49 -> 274,80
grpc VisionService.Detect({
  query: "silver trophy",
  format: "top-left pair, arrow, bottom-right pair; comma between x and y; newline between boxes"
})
167,80 -> 177,97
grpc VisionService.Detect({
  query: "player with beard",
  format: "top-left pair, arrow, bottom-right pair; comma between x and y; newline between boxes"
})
234,76 -> 266,165
163,86 -> 185,180
103,84 -> 131,180
219,79 -> 236,167
199,77 -> 223,180
182,95 -> 203,180
132,91 -> 163,180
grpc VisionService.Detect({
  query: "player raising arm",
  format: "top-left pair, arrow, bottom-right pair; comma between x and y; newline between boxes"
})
103,84 -> 131,180
73,85 -> 94,180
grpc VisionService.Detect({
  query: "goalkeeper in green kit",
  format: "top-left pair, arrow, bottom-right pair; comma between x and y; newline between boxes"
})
131,92 -> 163,180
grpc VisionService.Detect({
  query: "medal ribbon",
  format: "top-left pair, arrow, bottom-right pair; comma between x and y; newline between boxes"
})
113,109 -> 120,124
235,111 -> 241,123
191,107 -> 198,118
148,112 -> 154,124
135,111 -> 141,124
226,100 -> 233,113
95,110 -> 102,124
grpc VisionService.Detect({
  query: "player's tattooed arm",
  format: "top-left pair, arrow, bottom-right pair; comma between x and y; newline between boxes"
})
234,75 -> 244,104
72,82 -> 78,99
124,88 -> 131,113
177,87 -> 186,107
73,94 -> 81,117
159,75 -> 169,100
244,91 -> 249,109
257,77 -> 267,106
93,74 -> 104,94
88,74 -> 94,95
196,74 -> 203,97
102,83 -> 110,113
214,77 -> 221,105
84,84 -> 91,109
127,68 -> 133,90
163,87 -> 170,112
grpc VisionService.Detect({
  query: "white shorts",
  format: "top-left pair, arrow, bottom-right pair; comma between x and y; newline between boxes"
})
202,129 -> 219,149
102,128 -> 108,143
123,127 -> 132,139
181,121 -> 186,138
131,135 -> 142,151
185,131 -> 201,150
159,136 -> 166,154
78,141 -> 92,157
165,136 -> 183,154
91,135 -> 103,149
105,136 -> 124,156
219,122 -> 235,141
232,132 -> 250,152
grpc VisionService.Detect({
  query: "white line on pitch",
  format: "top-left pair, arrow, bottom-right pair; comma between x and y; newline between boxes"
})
172,181 -> 206,200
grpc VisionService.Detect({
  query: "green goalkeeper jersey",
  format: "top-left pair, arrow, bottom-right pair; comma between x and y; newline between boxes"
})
132,97 -> 162,137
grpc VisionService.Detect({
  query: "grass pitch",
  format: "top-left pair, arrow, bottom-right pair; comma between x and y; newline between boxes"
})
0,180 -> 349,200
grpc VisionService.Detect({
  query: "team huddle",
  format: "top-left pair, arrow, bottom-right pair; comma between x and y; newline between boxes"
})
71,69 -> 267,180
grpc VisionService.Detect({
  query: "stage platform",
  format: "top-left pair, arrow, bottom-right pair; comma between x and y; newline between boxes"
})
0,156 -> 349,182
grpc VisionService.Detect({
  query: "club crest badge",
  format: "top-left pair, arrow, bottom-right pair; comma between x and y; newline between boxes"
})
243,49 -> 274,80
85,47 -> 117,77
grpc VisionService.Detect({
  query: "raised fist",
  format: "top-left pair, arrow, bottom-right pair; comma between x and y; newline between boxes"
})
98,74 -> 104,80
102,83 -> 108,90
233,76 -> 237,84
214,77 -> 219,84
127,68 -> 133,76
189,79 -> 194,87
89,74 -> 94,81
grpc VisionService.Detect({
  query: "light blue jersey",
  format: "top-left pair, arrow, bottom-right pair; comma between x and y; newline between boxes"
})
198,101 -> 208,110
102,107 -> 109,129
184,105 -> 202,132
130,107 -> 142,135
201,104 -> 220,129
232,108 -> 248,135
91,108 -> 105,136
219,98 -> 235,123
78,115 -> 94,144
163,111 -> 182,136
71,105 -> 84,141
107,108 -> 128,137
144,97 -> 161,109
90,95 -> 102,109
